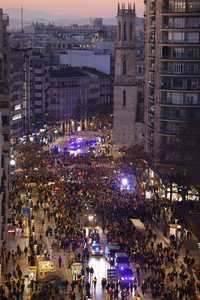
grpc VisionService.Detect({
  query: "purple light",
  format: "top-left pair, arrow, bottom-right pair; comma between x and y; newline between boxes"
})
121,178 -> 128,186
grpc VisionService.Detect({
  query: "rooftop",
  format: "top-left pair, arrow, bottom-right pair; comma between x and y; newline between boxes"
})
82,67 -> 110,78
49,66 -> 109,79
49,67 -> 88,78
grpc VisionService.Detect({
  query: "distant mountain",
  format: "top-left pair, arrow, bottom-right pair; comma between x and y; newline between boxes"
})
4,8 -> 143,30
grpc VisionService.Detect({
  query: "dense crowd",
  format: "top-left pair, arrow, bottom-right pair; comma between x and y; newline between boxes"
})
0,141 -> 199,300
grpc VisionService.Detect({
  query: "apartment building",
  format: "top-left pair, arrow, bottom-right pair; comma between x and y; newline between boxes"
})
0,9 -> 10,240
144,0 -> 200,173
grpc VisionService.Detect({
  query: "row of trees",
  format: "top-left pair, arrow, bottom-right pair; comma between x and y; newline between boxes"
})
119,120 -> 200,200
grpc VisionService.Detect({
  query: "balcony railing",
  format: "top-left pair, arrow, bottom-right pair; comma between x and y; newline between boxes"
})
161,38 -> 200,44
160,82 -> 200,91
161,54 -> 200,60
161,69 -> 200,76
161,4 -> 200,14
160,100 -> 200,106
159,129 -> 177,135
160,114 -> 186,121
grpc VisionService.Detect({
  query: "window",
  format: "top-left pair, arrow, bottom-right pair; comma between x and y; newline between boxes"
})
187,32 -> 199,43
14,104 -> 21,111
123,90 -> 126,107
169,17 -> 185,28
123,22 -> 127,41
173,63 -> 184,74
0,59 -> 2,80
118,22 -> 121,41
169,92 -> 183,104
185,93 -> 199,104
173,47 -> 184,59
191,79 -> 199,89
2,116 -> 9,126
123,57 -> 126,75
130,22 -> 133,40
187,0 -> 200,12
173,78 -> 183,88
169,0 -> 186,12
168,32 -> 185,42
12,114 -> 22,121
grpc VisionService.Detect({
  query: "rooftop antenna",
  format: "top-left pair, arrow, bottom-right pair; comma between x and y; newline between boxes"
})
21,5 -> 24,33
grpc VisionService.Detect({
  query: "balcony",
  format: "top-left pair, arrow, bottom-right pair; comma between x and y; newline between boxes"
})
161,69 -> 200,76
160,109 -> 200,121
159,129 -> 177,135
160,114 -> 187,122
161,3 -> 200,15
160,100 -> 200,107
160,81 -> 200,91
161,38 -> 200,45
161,54 -> 200,61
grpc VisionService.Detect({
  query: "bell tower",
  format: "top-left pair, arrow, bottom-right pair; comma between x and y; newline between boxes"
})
112,3 -> 137,148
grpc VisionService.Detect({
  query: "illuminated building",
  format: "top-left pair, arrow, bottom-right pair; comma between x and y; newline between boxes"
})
0,9 -> 9,240
144,0 -> 200,173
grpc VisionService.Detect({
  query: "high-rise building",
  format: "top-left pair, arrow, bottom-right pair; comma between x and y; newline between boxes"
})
144,0 -> 200,173
112,3 -> 138,148
0,9 -> 10,240
30,48 -> 47,130
9,31 -> 32,138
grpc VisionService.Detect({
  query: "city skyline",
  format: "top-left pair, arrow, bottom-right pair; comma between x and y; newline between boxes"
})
2,0 -> 144,17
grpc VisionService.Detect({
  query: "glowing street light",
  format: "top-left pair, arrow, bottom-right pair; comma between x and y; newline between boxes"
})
121,178 -> 128,186
10,159 -> 16,167
88,215 -> 94,222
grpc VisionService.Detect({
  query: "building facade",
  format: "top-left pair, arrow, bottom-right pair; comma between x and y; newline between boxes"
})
112,3 -> 138,148
30,48 -> 47,130
47,66 -> 111,124
144,0 -> 200,173
59,50 -> 111,75
0,9 -> 9,240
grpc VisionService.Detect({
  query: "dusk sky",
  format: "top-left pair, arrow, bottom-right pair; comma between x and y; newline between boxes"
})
2,0 -> 144,17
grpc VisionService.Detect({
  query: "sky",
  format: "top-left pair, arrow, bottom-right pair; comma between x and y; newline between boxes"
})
2,0 -> 144,17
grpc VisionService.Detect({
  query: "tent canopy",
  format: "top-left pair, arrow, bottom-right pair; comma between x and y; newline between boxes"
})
130,219 -> 145,231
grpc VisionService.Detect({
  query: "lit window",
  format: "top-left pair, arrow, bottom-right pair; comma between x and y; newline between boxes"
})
12,114 -> 22,121
14,104 -> 21,111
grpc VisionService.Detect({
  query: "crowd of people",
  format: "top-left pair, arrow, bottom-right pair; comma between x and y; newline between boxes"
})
0,139 -> 199,300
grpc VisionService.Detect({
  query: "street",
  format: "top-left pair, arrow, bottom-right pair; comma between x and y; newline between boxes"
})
0,137 -> 199,300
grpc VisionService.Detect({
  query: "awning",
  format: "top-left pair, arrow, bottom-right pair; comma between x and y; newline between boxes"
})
130,219 -> 145,231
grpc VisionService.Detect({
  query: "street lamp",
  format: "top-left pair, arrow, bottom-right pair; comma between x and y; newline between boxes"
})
10,159 -> 16,167
121,178 -> 128,186
88,215 -> 94,222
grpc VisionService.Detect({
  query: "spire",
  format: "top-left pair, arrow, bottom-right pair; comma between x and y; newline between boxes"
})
118,3 -> 120,13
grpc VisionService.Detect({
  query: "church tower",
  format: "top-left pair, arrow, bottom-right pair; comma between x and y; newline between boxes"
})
112,3 -> 137,148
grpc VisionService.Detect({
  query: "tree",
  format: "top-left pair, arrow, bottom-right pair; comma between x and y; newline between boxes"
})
165,120 -> 200,200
